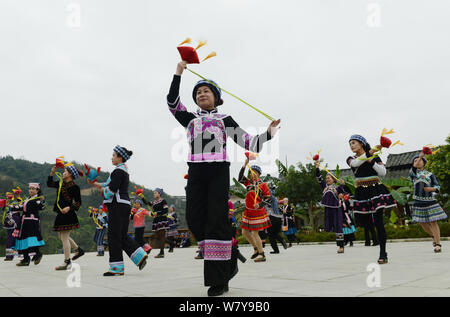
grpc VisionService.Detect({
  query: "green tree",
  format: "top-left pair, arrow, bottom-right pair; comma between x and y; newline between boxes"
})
426,135 -> 450,211
274,160 -> 324,231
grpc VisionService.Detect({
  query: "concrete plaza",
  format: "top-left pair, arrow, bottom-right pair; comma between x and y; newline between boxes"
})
0,240 -> 449,297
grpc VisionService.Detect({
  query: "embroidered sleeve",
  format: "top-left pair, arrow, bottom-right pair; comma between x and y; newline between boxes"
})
69,186 -> 82,212
347,155 -> 366,168
260,183 -> 272,206
238,166 -> 248,184
167,75 -> 195,128
315,168 -> 326,190
107,169 -> 123,194
430,173 -> 441,193
372,161 -> 387,177
47,175 -> 59,188
224,116 -> 272,153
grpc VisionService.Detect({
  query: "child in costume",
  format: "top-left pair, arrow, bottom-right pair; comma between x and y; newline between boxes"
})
10,183 -> 45,266
280,198 -> 298,247
342,196 -> 357,247
315,160 -> 346,253
410,151 -> 447,253
89,145 -> 148,276
139,188 -> 169,258
91,204 -> 109,256
238,161 -> 272,263
347,135 -> 396,264
130,198 -> 152,254
166,204 -> 179,253
48,163 -> 85,270
3,191 -> 21,261
167,60 -> 280,296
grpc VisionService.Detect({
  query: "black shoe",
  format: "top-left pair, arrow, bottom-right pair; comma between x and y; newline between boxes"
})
349,241 -> 354,247
55,259 -> 71,271
72,247 -> 85,261
224,283 -> 229,293
378,253 -> 388,264
16,259 -> 30,266
208,285 -> 227,297
372,242 -> 380,246
270,251 -> 280,254
250,248 -> 258,259
281,240 -> 288,250
288,243 -> 292,248
103,271 -> 124,276
32,253 -> 43,265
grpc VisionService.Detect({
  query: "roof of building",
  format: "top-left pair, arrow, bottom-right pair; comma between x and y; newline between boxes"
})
385,150 -> 422,169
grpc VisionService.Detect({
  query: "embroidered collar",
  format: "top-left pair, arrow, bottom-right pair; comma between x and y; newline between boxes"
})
196,108 -> 218,115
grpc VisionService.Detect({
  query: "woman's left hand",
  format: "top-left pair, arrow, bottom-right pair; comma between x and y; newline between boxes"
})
423,187 -> 436,193
61,207 -> 70,214
267,119 -> 281,137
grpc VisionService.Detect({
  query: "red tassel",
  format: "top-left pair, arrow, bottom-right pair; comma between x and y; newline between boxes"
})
422,146 -> 433,155
380,136 -> 392,148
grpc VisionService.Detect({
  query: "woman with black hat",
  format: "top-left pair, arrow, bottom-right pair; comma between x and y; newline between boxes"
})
347,135 -> 396,264
315,160 -> 346,253
11,183 -> 45,266
167,60 -> 280,296
48,162 -> 85,270
89,145 -> 148,276
166,204 -> 179,253
410,151 -> 447,252
139,188 -> 169,258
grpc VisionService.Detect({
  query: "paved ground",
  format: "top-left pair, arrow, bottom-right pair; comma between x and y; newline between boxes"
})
0,240 -> 449,297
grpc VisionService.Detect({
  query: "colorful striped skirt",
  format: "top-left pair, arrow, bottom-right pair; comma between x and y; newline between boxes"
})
412,201 -> 448,223
241,208 -> 272,231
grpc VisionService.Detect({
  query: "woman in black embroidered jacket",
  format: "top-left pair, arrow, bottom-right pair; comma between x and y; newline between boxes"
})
11,183 -> 45,266
48,163 -> 85,270
139,188 -> 170,258
347,135 -> 396,264
89,145 -> 148,276
167,60 -> 280,296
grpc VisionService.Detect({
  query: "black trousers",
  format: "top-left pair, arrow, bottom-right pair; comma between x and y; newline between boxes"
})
186,162 -> 234,287
107,203 -> 141,264
357,209 -> 387,257
23,247 -> 40,261
267,216 -> 285,252
344,233 -> 355,244
364,220 -> 379,245
134,227 -> 145,247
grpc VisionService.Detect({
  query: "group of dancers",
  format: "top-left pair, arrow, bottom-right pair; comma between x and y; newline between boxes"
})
1,58 -> 447,297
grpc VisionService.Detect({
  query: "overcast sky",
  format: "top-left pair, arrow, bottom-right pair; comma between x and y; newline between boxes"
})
0,0 -> 449,195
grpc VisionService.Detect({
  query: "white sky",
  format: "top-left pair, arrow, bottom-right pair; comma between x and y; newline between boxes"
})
0,0 -> 449,195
